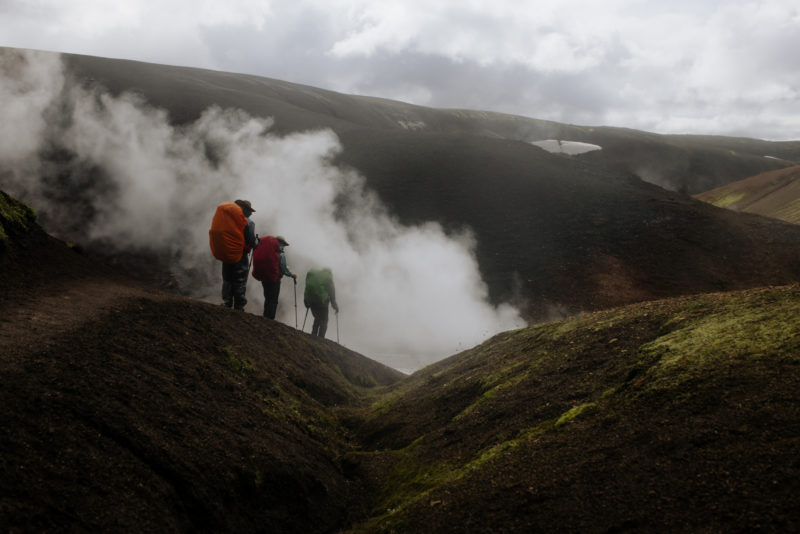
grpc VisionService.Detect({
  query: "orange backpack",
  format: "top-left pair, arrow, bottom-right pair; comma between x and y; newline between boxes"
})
209,202 -> 247,263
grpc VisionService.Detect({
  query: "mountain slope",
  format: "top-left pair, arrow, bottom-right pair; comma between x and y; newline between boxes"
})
1,50 -> 793,322
64,51 -> 800,197
347,285 -> 800,533
335,127 -> 800,317
3,192 -> 800,532
695,164 -> 800,225
1,193 -> 404,533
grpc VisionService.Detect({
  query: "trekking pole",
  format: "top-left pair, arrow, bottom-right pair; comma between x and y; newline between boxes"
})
302,308 -> 309,332
336,310 -> 340,344
293,279 -> 298,328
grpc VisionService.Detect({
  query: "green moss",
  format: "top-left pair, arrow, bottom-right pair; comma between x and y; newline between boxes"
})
453,369 -> 530,421
373,438 -> 452,515
705,191 -> 747,208
222,345 -> 254,374
638,291 -> 800,388
773,198 -> 800,225
555,403 -> 597,427
0,192 -> 37,241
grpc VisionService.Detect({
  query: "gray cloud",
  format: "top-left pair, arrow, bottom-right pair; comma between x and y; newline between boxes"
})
0,1 -> 799,140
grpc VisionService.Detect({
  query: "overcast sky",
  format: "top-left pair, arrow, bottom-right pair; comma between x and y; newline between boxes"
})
1,0 -> 799,140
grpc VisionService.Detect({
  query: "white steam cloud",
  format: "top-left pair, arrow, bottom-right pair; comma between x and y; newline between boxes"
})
0,49 -> 524,372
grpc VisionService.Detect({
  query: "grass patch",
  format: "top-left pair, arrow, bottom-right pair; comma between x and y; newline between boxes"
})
773,198 -> 800,225
0,191 -> 37,241
222,345 -> 254,374
703,191 -> 747,208
638,290 -> 800,388
555,403 -> 598,427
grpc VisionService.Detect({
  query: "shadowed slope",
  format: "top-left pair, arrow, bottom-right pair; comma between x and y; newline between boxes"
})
1,194 -> 403,533
0,48 -> 791,323
347,285 -> 800,533
336,128 -> 800,318
51,51 -> 800,318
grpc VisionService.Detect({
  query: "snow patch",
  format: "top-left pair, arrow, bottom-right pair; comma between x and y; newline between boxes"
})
532,139 -> 602,155
398,120 -> 426,131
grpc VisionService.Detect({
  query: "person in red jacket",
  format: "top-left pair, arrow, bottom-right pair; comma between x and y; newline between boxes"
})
262,236 -> 297,319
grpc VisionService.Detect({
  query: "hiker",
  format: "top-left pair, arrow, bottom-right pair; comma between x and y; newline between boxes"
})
253,235 -> 297,319
304,268 -> 339,338
209,199 -> 257,311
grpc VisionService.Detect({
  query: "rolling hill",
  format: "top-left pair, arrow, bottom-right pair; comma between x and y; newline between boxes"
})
0,191 -> 403,533
3,192 -> 799,532
695,164 -> 800,225
65,51 -> 800,196
4,47 -> 800,325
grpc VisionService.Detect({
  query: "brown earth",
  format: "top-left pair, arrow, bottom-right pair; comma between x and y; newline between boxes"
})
695,164 -> 800,225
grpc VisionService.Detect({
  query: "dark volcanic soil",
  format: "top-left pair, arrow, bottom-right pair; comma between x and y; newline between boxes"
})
3,194 -> 800,533
1,212 -> 402,533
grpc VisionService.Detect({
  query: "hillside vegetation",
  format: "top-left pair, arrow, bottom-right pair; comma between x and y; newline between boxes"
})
696,165 -> 800,225
346,285 -> 800,532
3,193 -> 799,532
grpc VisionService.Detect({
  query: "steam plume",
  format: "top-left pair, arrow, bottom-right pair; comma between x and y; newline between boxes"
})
0,49 -> 524,372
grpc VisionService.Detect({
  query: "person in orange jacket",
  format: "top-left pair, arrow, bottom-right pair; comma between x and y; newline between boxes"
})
220,199 -> 257,310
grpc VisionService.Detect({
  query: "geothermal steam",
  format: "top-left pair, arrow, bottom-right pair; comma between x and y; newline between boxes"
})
0,49 -> 523,371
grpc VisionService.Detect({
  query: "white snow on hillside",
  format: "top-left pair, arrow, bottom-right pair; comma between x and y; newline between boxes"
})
398,120 -> 427,131
532,139 -> 602,155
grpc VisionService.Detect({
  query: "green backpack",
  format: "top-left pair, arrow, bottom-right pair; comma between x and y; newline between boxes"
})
304,269 -> 332,306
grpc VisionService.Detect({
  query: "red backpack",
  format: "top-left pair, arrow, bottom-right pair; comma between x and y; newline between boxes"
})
209,202 -> 248,263
252,236 -> 280,282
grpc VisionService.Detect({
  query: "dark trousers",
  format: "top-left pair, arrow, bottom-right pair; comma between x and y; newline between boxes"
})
221,254 -> 249,310
310,303 -> 329,337
262,280 -> 281,319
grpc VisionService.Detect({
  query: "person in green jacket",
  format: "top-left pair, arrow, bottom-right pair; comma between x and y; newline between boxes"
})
303,268 -> 339,338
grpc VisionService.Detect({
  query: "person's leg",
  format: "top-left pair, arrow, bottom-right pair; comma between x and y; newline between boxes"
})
261,281 -> 271,317
221,262 -> 235,307
318,304 -> 330,337
263,281 -> 280,319
231,254 -> 249,311
310,305 -> 322,336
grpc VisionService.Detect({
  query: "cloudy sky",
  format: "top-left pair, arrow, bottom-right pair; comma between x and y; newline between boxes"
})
1,0 -> 799,140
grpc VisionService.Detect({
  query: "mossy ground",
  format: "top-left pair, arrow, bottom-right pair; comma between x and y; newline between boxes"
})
0,190 -> 37,241
346,285 -> 800,533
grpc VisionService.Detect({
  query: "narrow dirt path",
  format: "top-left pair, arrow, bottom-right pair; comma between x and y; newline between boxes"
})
0,276 -> 165,369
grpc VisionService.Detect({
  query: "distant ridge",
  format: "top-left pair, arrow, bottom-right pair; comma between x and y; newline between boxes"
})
695,164 -> 800,225
63,51 -> 800,194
